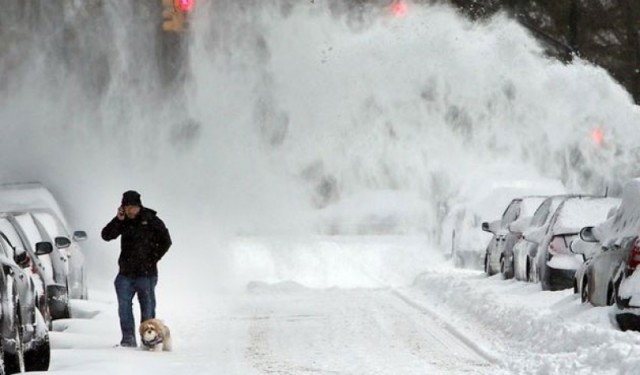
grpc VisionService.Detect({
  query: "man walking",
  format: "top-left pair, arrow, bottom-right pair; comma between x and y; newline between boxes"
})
102,190 -> 172,347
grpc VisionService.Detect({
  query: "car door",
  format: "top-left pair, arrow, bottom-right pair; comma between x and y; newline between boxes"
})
0,233 -> 36,327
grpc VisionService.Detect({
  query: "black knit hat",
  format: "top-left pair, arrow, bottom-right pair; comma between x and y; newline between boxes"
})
121,190 -> 142,207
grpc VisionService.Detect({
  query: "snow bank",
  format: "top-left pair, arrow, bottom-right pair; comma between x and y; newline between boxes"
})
230,235 -> 437,289
413,268 -> 640,374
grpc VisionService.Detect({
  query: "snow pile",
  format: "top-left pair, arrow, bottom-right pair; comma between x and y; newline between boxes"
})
231,235 -> 436,289
413,269 -> 640,374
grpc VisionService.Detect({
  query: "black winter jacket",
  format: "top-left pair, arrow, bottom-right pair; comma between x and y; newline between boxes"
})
101,207 -> 172,278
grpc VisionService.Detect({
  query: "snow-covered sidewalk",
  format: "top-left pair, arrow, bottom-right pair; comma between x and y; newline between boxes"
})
412,268 -> 640,374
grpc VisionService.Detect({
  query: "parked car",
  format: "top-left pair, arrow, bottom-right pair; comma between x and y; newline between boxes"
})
0,216 -> 52,327
615,236 -> 640,331
31,209 -> 88,299
575,178 -> 640,330
0,229 -> 51,373
526,196 -> 620,291
513,195 -> 582,282
483,196 -> 547,278
569,203 -> 620,306
0,183 -> 89,300
573,233 -> 631,306
444,179 -> 565,270
8,212 -> 71,320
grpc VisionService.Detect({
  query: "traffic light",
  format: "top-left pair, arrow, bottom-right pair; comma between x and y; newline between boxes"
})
162,0 -> 194,32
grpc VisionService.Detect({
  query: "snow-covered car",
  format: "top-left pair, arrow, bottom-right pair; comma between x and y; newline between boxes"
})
0,228 -> 51,373
569,205 -> 620,306
526,196 -> 620,291
573,233 -> 630,306
443,179 -> 566,270
31,209 -> 88,300
483,196 -> 547,277
513,195 -> 582,282
7,212 -> 72,320
578,179 -> 640,330
0,216 -> 52,327
0,183 -> 89,300
615,235 -> 640,331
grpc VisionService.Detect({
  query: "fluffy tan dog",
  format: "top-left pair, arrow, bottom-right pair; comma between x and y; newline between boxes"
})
139,319 -> 172,352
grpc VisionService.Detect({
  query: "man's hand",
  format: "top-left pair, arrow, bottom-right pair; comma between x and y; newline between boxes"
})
117,206 -> 125,221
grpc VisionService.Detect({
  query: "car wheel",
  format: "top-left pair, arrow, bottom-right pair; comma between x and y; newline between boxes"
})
36,292 -> 52,329
48,286 -> 71,320
82,269 -> 89,300
0,333 -> 6,375
581,279 -> 589,304
502,257 -> 514,279
484,253 -> 489,275
3,284 -> 25,375
24,309 -> 50,372
607,282 -> 617,306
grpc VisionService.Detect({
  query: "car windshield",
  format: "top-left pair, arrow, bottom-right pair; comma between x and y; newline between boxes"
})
0,218 -> 26,253
501,200 -> 521,227
14,213 -> 45,250
0,235 -> 14,259
530,199 -> 551,227
32,212 -> 68,238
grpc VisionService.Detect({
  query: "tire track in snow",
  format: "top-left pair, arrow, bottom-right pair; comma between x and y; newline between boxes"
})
390,288 -> 503,367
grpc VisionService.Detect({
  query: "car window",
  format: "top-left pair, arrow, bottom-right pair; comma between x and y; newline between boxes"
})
0,218 -> 26,252
14,213 -> 45,250
530,199 -> 551,227
0,235 -> 14,259
32,212 -> 68,238
501,200 -> 521,226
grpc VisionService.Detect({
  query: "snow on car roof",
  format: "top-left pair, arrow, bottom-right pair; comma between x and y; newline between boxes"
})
462,180 -> 566,221
0,182 -> 69,228
520,196 -> 547,216
594,178 -> 640,245
552,197 -> 620,235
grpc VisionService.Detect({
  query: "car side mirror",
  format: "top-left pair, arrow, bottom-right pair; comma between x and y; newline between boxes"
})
579,226 -> 598,243
482,220 -> 501,234
73,231 -> 88,242
481,222 -> 490,232
54,236 -> 72,249
35,242 -> 53,255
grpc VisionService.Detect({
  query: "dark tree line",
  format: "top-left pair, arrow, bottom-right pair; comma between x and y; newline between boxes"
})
448,0 -> 640,103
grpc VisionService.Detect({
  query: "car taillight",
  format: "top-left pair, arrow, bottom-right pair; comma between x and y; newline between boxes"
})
627,239 -> 640,271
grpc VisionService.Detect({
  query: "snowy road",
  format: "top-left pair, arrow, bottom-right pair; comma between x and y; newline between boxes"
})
240,286 -> 493,374
43,236 -> 499,375
40,237 -> 640,375
46,286 -> 495,375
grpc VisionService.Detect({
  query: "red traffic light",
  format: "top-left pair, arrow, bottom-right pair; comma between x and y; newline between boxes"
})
391,0 -> 408,16
591,127 -> 604,146
176,0 -> 194,12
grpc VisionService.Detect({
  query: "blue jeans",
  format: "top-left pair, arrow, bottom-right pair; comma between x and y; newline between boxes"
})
114,274 -> 158,345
